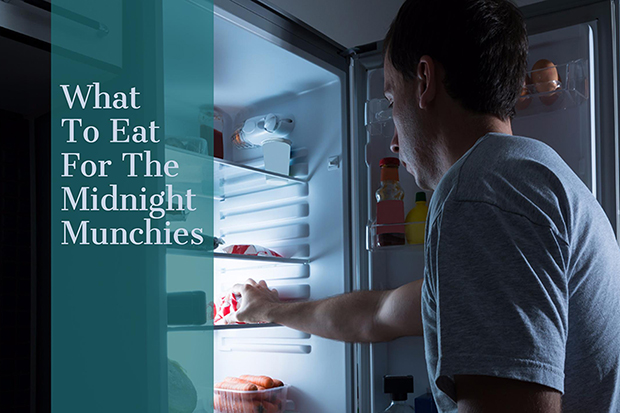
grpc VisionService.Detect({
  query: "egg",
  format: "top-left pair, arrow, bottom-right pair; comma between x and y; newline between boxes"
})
532,59 -> 561,105
515,74 -> 533,111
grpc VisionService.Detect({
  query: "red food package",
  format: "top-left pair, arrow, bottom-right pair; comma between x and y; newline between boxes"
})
213,293 -> 244,325
222,244 -> 282,258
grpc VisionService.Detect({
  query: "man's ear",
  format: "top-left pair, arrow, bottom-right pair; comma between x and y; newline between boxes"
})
417,55 -> 437,110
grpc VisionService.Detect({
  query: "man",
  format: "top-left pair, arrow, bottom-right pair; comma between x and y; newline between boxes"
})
222,0 -> 620,412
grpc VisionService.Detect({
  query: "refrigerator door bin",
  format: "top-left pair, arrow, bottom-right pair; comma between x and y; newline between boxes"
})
515,59 -> 589,118
367,221 -> 427,251
365,98 -> 395,138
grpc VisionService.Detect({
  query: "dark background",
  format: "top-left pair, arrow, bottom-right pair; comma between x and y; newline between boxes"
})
0,30 -> 51,412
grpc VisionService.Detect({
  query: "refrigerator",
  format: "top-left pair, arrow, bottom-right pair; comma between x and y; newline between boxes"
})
1,0 -> 617,411
161,0 -> 620,412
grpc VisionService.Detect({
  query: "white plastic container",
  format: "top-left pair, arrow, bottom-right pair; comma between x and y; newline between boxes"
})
262,138 -> 292,177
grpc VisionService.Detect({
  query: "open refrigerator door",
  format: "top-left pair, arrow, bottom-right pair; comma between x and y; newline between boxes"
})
354,1 -> 620,412
516,0 -> 619,238
512,23 -> 596,196
353,50 -> 431,412
162,0 -> 354,411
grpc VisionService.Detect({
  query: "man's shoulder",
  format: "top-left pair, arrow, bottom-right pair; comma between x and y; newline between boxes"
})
432,133 -> 552,203
431,133 -> 581,233
455,133 -> 563,195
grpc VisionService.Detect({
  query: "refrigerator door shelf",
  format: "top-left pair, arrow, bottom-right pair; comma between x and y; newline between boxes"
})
515,59 -> 589,118
367,221 -> 427,252
365,98 -> 395,138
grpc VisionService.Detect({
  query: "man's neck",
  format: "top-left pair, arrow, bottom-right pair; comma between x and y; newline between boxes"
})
441,114 -> 513,168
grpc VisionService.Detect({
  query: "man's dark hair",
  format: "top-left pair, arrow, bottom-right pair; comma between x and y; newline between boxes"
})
384,0 -> 528,120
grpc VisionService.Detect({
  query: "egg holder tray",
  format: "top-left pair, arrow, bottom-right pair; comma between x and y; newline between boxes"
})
515,59 -> 589,118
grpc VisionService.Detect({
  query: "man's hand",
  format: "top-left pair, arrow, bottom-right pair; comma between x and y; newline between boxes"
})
219,278 -> 424,342
222,279 -> 282,324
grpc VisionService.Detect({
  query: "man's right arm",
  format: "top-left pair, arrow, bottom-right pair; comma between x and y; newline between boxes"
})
225,278 -> 424,342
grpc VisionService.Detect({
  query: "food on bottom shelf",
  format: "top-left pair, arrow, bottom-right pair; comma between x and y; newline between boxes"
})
531,59 -> 562,106
168,359 -> 198,413
222,244 -> 283,258
214,375 -> 288,413
239,375 -> 275,388
216,379 -> 258,391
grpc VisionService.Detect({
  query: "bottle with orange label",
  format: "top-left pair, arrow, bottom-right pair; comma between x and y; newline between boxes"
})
376,157 -> 405,247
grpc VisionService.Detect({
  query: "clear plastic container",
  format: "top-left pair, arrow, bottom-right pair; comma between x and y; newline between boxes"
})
515,59 -> 589,117
366,97 -> 394,137
212,384 -> 289,413
368,221 -> 426,251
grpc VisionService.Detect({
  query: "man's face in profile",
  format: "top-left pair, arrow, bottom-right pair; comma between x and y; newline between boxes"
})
384,55 -> 439,190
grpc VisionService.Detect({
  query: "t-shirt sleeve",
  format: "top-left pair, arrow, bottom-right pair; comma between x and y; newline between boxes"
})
431,199 -> 569,402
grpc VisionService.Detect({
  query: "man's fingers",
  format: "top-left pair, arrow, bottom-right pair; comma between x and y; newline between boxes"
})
229,283 -> 248,295
245,278 -> 258,286
258,280 -> 268,289
271,288 -> 278,297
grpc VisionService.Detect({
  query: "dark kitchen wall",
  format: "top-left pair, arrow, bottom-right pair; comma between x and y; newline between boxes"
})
0,33 -> 51,412
0,109 -> 32,412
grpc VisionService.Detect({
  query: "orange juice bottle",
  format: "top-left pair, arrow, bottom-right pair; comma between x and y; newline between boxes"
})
405,192 -> 428,244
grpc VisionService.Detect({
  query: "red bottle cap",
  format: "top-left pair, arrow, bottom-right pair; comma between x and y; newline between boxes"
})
379,157 -> 400,167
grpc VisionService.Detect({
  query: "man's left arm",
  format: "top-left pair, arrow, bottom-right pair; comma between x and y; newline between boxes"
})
454,375 -> 562,413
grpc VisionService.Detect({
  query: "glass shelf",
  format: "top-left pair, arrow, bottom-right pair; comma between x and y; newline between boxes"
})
367,220 -> 426,251
165,145 -> 306,199
214,252 -> 308,265
168,323 -> 281,332
167,246 -> 309,265
370,243 -> 425,253
515,59 -> 589,118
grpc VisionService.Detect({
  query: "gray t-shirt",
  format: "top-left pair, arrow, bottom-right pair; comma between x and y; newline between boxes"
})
422,133 -> 620,412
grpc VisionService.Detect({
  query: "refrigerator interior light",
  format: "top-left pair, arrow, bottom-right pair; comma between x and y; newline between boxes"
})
231,114 -> 295,177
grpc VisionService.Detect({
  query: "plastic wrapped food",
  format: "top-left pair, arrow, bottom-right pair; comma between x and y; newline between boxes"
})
214,292 -> 243,325
222,244 -> 282,258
